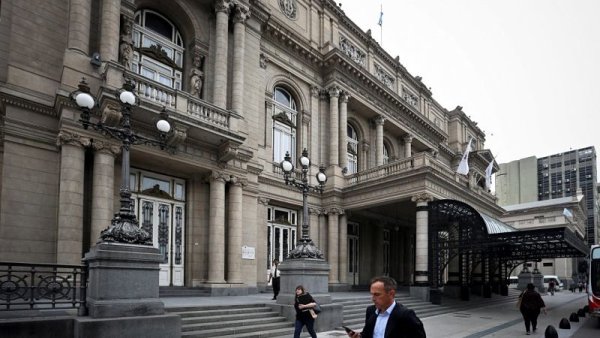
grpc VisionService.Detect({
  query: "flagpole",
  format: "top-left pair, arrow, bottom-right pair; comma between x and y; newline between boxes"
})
380,4 -> 383,46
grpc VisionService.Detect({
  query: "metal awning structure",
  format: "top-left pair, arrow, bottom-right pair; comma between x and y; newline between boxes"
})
428,199 -> 588,297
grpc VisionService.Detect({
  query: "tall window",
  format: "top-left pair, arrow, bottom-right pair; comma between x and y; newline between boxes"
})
347,124 -> 359,174
132,10 -> 184,90
272,87 -> 297,162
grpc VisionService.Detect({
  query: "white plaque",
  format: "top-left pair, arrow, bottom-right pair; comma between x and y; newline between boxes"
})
242,245 -> 255,259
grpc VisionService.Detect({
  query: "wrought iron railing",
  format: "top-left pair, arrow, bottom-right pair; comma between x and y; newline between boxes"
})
0,262 -> 87,313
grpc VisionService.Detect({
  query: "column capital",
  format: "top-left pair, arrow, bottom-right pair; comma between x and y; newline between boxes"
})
328,86 -> 340,98
340,92 -> 350,103
403,134 -> 413,144
310,86 -> 321,97
215,0 -> 233,14
258,197 -> 270,206
92,140 -> 121,156
208,171 -> 229,183
328,207 -> 344,215
308,207 -> 322,215
374,115 -> 385,126
411,193 -> 433,204
361,140 -> 370,151
229,175 -> 248,187
57,131 -> 91,148
233,3 -> 250,23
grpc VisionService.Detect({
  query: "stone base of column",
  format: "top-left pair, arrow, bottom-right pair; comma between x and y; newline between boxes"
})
517,271 -> 532,291
328,283 -> 351,292
409,286 -> 430,302
201,283 -> 251,296
275,258 -> 342,331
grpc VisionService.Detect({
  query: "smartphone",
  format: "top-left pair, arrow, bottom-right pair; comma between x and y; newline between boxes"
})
343,326 -> 355,334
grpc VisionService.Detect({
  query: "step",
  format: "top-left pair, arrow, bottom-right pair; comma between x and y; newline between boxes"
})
181,321 -> 293,338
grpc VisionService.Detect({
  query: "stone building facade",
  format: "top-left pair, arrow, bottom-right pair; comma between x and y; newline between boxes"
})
0,0 -> 502,295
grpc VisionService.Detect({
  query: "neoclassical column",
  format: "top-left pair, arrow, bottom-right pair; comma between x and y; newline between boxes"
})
338,92 -> 349,170
213,0 -> 232,108
318,208 -> 328,256
207,171 -> 228,283
227,176 -> 245,284
67,0 -> 92,54
338,211 -> 348,284
257,197 -> 270,280
411,193 -> 432,286
328,87 -> 340,166
360,141 -> 370,171
99,0 -> 121,62
375,115 -> 385,166
327,208 -> 341,283
230,4 -> 249,115
403,134 -> 413,158
56,131 -> 90,264
309,86 -> 320,160
308,207 -> 321,246
90,141 -> 120,245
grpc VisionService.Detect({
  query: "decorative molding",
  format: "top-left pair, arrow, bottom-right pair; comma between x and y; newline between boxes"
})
208,171 -> 229,183
0,93 -> 56,117
278,0 -> 297,20
92,140 -> 121,156
233,3 -> 250,24
411,193 -> 433,204
57,131 -> 91,148
339,36 -> 366,67
259,52 -> 269,69
258,197 -> 270,206
215,0 -> 233,14
375,64 -> 394,89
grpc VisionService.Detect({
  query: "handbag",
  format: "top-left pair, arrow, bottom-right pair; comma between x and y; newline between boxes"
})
313,303 -> 322,314
309,309 -> 318,319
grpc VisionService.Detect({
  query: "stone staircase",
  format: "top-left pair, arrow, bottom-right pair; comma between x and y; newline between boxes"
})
160,286 -> 211,298
167,303 -> 294,337
166,290 -> 521,338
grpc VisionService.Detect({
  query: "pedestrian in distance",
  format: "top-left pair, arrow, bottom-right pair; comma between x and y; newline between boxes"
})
518,283 -> 547,335
267,259 -> 280,300
548,279 -> 555,296
293,285 -> 318,338
347,276 -> 426,338
578,281 -> 583,293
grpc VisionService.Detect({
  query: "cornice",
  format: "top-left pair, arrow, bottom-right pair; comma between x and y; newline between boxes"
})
262,18 -> 323,68
1,93 -> 57,117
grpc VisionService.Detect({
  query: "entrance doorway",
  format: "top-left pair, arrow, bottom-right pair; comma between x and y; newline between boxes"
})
131,170 -> 186,286
348,222 -> 360,285
266,206 -> 297,280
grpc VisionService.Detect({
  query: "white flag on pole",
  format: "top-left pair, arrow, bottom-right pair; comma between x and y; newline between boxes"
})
456,139 -> 472,175
485,159 -> 494,189
563,208 -> 573,219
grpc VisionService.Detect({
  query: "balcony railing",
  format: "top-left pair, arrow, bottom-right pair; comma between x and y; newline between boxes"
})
187,98 -> 230,129
132,74 -> 177,109
0,262 -> 87,313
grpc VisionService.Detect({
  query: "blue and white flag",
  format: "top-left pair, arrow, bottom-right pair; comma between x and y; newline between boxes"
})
456,139 -> 472,175
378,8 -> 383,26
485,159 -> 494,189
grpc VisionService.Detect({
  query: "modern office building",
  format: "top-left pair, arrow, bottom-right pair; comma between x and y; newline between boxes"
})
496,147 -> 598,245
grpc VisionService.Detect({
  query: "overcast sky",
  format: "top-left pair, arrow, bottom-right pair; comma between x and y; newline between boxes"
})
339,0 -> 600,178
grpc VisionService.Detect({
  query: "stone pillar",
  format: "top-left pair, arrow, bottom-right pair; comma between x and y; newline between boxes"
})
213,0 -> 231,108
230,4 -> 249,116
99,0 -> 121,62
90,141 -> 120,245
327,208 -> 340,284
338,92 -> 349,170
318,209 -> 328,257
310,86 -> 321,161
360,141 -> 370,171
328,87 -> 340,166
227,176 -> 244,284
257,197 -> 270,286
67,0 -> 92,54
309,207 -> 321,247
56,132 -> 89,264
404,134 -> 413,158
207,171 -> 227,283
338,212 -> 348,285
410,193 -> 432,301
375,115 -> 385,166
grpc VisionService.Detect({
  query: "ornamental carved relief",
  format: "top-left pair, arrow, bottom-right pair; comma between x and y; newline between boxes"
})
375,64 -> 394,89
278,0 -> 297,20
340,37 -> 366,67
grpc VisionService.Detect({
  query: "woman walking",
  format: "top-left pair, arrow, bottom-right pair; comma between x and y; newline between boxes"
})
519,283 -> 547,335
294,285 -> 318,338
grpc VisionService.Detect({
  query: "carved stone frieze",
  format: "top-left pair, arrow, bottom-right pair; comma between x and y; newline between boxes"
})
340,36 -> 366,67
375,64 -> 394,89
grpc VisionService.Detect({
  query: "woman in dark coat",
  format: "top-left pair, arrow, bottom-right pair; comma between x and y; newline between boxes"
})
519,283 -> 547,335
294,285 -> 318,338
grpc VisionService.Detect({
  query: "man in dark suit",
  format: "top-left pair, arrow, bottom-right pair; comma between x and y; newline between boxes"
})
347,276 -> 426,338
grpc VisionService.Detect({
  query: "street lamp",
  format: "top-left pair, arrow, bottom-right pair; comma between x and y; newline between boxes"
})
280,148 -> 327,259
72,78 -> 171,245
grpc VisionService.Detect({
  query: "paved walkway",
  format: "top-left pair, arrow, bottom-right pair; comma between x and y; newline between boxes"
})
162,290 -> 590,338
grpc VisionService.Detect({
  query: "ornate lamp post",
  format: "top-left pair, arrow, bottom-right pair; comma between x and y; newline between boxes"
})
72,78 -> 171,245
280,148 -> 327,259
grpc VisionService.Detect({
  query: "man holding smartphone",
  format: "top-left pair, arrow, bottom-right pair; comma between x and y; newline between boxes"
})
347,276 -> 426,338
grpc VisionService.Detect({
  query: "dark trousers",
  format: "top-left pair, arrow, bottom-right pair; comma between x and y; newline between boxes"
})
521,309 -> 540,332
294,318 -> 317,338
272,277 -> 280,299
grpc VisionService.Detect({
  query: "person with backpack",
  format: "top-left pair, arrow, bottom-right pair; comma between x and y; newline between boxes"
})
519,283 -> 547,335
347,276 -> 426,338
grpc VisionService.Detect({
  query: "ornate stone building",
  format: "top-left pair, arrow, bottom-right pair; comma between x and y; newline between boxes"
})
0,0 -> 503,296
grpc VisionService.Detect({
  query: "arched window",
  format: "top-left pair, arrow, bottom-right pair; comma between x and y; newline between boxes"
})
383,144 -> 390,164
132,10 -> 184,90
272,86 -> 297,163
347,124 -> 359,174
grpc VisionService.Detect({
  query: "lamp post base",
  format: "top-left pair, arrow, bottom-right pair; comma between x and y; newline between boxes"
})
287,238 -> 323,259
99,213 -> 152,245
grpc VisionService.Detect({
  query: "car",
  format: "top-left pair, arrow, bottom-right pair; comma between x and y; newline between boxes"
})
543,275 -> 564,291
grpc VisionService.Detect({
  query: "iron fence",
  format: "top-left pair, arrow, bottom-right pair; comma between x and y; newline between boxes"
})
0,261 -> 87,314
